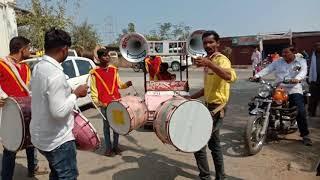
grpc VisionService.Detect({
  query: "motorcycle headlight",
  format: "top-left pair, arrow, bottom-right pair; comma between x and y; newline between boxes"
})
258,85 -> 271,98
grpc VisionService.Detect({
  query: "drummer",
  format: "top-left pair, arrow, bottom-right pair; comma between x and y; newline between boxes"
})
145,55 -> 162,80
0,36 -> 48,179
30,28 -> 88,179
90,48 -> 132,157
156,62 -> 176,81
190,30 -> 237,180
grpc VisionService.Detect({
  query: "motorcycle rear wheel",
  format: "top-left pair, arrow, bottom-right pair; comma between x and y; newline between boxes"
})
132,64 -> 141,72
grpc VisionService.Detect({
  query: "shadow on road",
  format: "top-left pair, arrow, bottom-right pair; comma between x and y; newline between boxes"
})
89,134 -> 244,180
220,132 -> 247,158
112,155 -> 197,180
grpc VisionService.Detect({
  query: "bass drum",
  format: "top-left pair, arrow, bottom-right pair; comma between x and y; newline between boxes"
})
154,97 -> 213,152
0,97 -> 32,151
73,110 -> 101,151
106,96 -> 148,135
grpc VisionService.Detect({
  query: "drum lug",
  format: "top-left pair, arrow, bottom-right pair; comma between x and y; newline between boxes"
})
122,103 -> 129,109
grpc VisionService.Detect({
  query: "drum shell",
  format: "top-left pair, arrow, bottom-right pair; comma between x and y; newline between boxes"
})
0,97 -> 32,151
106,96 -> 148,135
153,97 -> 187,145
73,111 -> 101,151
153,97 -> 213,153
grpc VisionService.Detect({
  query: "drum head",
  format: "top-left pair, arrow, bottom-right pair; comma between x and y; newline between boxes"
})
106,101 -> 131,135
0,98 -> 24,151
169,100 -> 213,152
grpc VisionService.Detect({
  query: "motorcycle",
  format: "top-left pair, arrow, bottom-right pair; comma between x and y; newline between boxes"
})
245,77 -> 310,155
132,62 -> 145,72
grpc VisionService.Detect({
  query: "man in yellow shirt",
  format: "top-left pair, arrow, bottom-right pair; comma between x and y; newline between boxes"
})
191,30 -> 237,180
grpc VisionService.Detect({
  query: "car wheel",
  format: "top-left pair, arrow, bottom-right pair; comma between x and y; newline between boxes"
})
171,62 -> 180,71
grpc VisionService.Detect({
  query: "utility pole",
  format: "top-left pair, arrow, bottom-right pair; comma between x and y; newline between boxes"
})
105,16 -> 115,45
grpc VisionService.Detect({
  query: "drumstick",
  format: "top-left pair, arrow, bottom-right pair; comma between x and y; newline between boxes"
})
0,108 -> 2,128
0,87 -> 8,128
130,85 -> 139,96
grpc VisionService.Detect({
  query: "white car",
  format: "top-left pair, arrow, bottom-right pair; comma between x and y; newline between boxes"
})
161,56 -> 193,71
22,56 -> 96,107
68,49 -> 78,57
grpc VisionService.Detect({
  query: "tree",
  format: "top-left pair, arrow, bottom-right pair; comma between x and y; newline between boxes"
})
144,30 -> 162,41
128,22 -> 136,33
110,22 -> 136,46
172,23 -> 191,40
159,22 -> 172,40
17,0 -> 71,50
222,47 -> 232,60
71,21 -> 101,52
144,22 -> 191,41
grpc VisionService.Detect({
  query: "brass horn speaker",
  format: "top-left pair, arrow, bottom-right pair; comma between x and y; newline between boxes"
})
187,30 -> 207,58
119,32 -> 148,63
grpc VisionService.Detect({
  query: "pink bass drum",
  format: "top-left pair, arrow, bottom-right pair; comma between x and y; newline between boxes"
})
73,110 -> 101,151
106,96 -> 148,135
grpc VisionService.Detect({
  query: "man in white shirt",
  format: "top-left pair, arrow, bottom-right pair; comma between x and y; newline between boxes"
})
30,28 -> 88,179
251,46 -> 312,146
251,46 -> 262,76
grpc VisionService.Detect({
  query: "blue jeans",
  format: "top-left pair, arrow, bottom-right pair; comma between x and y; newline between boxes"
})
101,107 -> 119,151
39,140 -> 78,180
1,147 -> 38,180
194,108 -> 225,180
289,93 -> 310,137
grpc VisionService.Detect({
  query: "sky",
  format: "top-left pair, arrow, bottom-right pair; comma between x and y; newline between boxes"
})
17,0 -> 320,44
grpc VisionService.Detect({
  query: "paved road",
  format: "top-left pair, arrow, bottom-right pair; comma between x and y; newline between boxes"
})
1,69 -> 319,180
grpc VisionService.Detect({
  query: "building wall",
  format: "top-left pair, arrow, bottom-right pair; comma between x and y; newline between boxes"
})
0,0 -> 18,57
293,36 -> 320,56
220,34 -> 320,65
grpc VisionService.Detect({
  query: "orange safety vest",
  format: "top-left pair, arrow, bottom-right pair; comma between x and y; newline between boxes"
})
0,59 -> 30,97
91,66 -> 121,105
145,56 -> 162,80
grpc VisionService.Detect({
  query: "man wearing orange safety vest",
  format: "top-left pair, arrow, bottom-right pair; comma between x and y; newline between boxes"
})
0,36 -> 48,180
145,55 -> 162,80
90,48 -> 132,157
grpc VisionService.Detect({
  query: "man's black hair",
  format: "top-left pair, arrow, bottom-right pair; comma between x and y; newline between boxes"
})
282,45 -> 296,53
97,48 -> 109,58
44,28 -> 71,51
202,30 -> 220,41
9,36 -> 30,54
161,62 -> 169,70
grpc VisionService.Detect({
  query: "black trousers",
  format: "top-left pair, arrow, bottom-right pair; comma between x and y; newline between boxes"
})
194,106 -> 225,180
309,82 -> 320,116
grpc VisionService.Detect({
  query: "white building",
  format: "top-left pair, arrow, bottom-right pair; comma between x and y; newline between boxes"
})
0,0 -> 18,57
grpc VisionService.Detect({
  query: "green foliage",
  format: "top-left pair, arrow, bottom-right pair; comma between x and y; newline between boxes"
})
17,0 -> 70,50
71,21 -> 101,51
17,0 -> 100,52
111,22 -> 191,45
145,22 -> 191,41
127,22 -> 135,33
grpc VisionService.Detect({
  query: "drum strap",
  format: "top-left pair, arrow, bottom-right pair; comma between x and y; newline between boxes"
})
0,58 -> 30,95
206,103 -> 226,132
86,74 -> 108,121
91,70 -> 117,96
211,103 -> 225,114
207,103 -> 226,119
